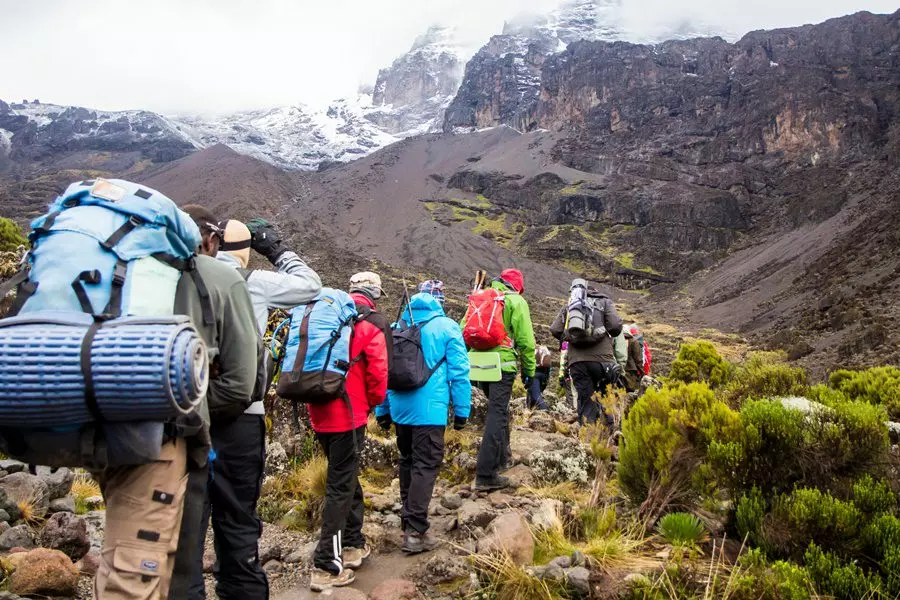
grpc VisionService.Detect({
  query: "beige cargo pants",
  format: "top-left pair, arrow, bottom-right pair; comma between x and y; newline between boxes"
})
94,439 -> 189,600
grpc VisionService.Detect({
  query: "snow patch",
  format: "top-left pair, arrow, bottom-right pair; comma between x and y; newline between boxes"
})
0,128 -> 11,155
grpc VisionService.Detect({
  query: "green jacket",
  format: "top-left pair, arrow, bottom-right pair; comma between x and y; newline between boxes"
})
174,255 -> 259,465
462,280 -> 536,377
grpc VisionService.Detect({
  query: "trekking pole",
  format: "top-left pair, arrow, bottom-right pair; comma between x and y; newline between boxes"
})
402,279 -> 415,326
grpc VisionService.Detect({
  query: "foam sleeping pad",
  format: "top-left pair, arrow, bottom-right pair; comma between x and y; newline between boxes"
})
0,313 -> 208,426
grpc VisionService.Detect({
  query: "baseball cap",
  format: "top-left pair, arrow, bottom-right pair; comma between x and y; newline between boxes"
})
349,271 -> 387,298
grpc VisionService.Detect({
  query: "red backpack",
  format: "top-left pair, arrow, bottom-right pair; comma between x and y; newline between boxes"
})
463,288 -> 511,350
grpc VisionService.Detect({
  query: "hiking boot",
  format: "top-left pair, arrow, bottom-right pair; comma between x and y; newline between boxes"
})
310,568 -> 355,592
402,531 -> 438,554
343,545 -> 371,569
475,475 -> 511,492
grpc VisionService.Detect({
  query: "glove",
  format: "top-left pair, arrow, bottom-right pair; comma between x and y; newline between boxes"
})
523,375 -> 533,389
246,218 -> 284,263
376,414 -> 393,432
453,416 -> 468,431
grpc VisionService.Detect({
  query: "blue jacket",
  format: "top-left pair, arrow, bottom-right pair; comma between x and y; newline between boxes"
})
376,293 -> 472,426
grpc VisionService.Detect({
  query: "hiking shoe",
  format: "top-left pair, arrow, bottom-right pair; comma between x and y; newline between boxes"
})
475,475 -> 511,492
402,531 -> 438,554
343,545 -> 371,569
310,568 -> 355,592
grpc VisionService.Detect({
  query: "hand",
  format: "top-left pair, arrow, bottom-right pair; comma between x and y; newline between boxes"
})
376,414 -> 393,432
246,218 -> 284,262
559,376 -> 568,388
453,416 -> 468,431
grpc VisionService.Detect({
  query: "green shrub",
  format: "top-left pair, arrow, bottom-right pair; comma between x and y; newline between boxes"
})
723,352 -> 808,406
656,512 -> 707,548
804,543 -> 883,600
0,218 -> 26,252
736,488 -> 768,549
766,488 -> 862,558
618,382 -> 739,503
734,550 -> 813,600
852,475 -> 896,518
830,367 -> 900,419
710,398 -> 889,497
668,341 -> 732,388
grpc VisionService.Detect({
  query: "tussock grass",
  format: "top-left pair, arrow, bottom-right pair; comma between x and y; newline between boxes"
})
471,551 -> 572,600
526,482 -> 590,504
72,472 -> 102,514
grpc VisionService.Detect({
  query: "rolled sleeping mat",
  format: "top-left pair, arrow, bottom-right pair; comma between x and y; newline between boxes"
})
0,313 -> 208,427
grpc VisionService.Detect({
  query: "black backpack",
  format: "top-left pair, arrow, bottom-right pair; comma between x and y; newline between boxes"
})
388,320 -> 445,391
567,294 -> 610,348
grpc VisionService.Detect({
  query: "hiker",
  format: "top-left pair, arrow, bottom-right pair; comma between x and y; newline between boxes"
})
166,207 -> 261,600
624,324 -> 651,391
550,280 -> 623,427
376,282 -> 471,553
462,268 -> 536,491
527,345 -> 552,410
184,219 -> 320,599
307,272 -> 389,592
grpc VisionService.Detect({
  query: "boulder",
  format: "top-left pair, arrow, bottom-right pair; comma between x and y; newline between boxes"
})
39,512 -> 90,560
8,548 -> 78,597
420,552 -> 469,585
504,464 -> 535,488
368,493 -> 396,512
527,411 -> 556,433
549,555 -> 572,569
35,467 -> 74,501
0,521 -> 9,535
259,543 -> 282,565
369,578 -> 422,600
265,442 -> 289,475
0,472 -> 49,517
360,436 -> 400,471
530,499 -> 563,533
0,508 -> 9,523
457,500 -> 495,529
48,497 -> 76,514
0,488 -> 22,522
0,524 -> 35,551
476,511 -> 534,565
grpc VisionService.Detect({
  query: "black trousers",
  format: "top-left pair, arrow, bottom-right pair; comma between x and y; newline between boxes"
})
570,361 -> 615,426
314,425 -> 366,574
168,464 -> 208,600
188,414 -> 269,600
475,371 -> 516,479
527,368 -> 550,410
396,424 -> 445,534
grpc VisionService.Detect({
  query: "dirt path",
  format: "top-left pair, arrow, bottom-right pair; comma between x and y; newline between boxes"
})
272,550 -> 423,599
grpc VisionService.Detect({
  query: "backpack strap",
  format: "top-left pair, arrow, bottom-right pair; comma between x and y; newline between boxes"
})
80,320 -> 106,423
153,254 -> 215,326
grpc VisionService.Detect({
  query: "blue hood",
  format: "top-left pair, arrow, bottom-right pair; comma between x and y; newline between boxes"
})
400,293 -> 444,326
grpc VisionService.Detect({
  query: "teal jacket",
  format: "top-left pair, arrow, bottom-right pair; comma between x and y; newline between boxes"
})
376,294 -> 472,426
461,281 -> 536,377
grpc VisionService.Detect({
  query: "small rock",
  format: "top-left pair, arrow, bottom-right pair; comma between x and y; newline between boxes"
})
543,564 -> 566,582
84,510 -> 105,551
0,521 -> 9,534
476,511 -> 534,566
0,460 -> 26,474
38,512 -> 90,560
566,566 -> 591,595
262,560 -> 283,573
421,552 -> 468,585
265,442 -> 289,475
0,525 -> 35,551
0,488 -> 22,522
0,472 -> 50,517
441,493 -> 463,510
35,467 -> 74,501
369,494 -> 395,512
571,551 -> 586,567
75,549 -> 101,576
0,508 -> 10,523
503,464 -> 534,488
457,500 -> 495,529
383,514 -> 402,529
48,497 -> 76,514
259,544 -> 282,565
528,412 -> 556,434
283,549 -> 305,564
457,488 -> 472,499
487,492 -> 514,508
549,555 -> 572,569
9,548 -> 78,596
369,578 -> 421,600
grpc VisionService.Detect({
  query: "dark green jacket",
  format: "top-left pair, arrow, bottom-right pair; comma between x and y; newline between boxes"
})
462,281 -> 537,377
174,255 -> 258,466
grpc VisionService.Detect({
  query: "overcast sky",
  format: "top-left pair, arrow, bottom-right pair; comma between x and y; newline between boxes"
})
0,0 -> 895,115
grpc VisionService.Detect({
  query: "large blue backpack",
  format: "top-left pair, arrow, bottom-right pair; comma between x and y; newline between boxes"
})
275,288 -> 358,404
0,179 -> 210,468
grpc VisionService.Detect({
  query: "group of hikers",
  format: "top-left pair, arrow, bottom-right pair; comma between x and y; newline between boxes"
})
0,179 -> 649,599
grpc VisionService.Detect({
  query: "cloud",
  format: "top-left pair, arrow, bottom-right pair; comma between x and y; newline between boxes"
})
0,0 -> 895,114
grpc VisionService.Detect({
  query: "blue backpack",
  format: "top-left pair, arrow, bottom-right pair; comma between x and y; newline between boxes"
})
0,179 -> 210,468
275,288 -> 359,404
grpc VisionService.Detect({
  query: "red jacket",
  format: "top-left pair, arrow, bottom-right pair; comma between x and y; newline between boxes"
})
308,293 -> 389,433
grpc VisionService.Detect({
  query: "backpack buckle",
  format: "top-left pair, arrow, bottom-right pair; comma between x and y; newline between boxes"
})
111,262 -> 127,287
